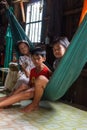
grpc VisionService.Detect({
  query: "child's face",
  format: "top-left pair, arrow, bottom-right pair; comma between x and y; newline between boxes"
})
53,43 -> 66,58
32,54 -> 46,67
18,42 -> 30,55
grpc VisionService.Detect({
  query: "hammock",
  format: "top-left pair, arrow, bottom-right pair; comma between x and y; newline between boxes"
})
6,8 -> 34,50
5,8 -> 34,66
4,24 -> 13,68
43,14 -> 87,101
6,8 -> 87,101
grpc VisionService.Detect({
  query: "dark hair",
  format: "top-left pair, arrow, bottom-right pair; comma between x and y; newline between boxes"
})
31,47 -> 46,57
16,40 -> 30,54
52,36 -> 70,48
17,40 -> 30,48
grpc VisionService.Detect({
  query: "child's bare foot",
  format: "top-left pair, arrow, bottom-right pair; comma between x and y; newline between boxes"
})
20,103 -> 39,113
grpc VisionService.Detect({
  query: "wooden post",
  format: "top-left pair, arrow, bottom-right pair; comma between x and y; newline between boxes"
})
12,0 -> 29,22
20,1 -> 25,22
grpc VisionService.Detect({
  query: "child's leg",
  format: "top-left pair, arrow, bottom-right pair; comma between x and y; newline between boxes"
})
21,75 -> 49,112
0,88 -> 34,108
10,83 -> 28,95
0,84 -> 29,103
12,77 -> 29,92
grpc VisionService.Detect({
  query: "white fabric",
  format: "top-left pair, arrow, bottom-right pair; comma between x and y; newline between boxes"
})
4,55 -> 34,91
4,69 -> 18,91
14,55 -> 35,89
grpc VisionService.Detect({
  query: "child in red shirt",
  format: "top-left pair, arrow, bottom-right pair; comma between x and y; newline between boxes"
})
0,47 -> 52,112
30,62 -> 51,87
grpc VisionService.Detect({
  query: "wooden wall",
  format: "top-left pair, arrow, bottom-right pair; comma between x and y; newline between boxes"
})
63,0 -> 83,40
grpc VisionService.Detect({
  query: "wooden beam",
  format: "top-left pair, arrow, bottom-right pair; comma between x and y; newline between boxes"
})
64,8 -> 82,16
12,0 -> 29,3
12,0 -> 29,22
20,1 -> 25,22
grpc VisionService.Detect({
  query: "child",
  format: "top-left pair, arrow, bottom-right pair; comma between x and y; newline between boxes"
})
0,47 -> 52,112
52,37 -> 70,70
3,40 -> 35,93
15,40 -> 35,89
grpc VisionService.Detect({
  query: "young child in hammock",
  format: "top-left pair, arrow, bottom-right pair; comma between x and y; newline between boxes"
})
0,47 -> 52,112
3,40 -> 35,93
52,37 -> 70,70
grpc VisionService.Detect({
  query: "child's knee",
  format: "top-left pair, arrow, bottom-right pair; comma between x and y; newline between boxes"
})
35,75 -> 49,89
36,75 -> 49,82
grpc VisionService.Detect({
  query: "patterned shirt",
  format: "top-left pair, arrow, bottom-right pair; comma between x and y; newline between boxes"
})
19,55 -> 35,76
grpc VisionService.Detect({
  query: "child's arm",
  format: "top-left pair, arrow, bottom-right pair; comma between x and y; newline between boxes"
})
19,56 -> 30,78
43,63 -> 53,76
20,63 -> 30,78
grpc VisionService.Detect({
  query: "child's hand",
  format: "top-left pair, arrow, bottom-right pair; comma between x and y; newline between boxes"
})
21,63 -> 27,70
21,64 -> 30,78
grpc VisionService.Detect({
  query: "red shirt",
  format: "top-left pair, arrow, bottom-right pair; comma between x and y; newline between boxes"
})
30,66 -> 51,87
